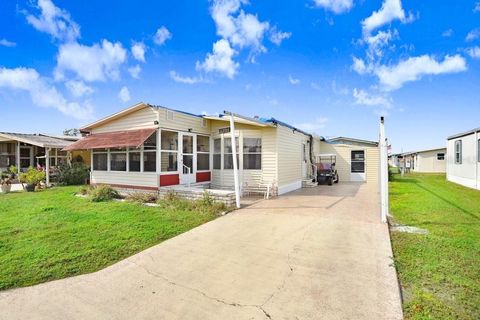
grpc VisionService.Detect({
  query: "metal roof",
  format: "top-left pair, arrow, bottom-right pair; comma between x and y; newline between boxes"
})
326,136 -> 378,146
447,127 -> 480,140
0,132 -> 75,148
400,147 -> 446,156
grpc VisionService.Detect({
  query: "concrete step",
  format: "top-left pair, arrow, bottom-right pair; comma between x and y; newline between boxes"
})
302,180 -> 317,188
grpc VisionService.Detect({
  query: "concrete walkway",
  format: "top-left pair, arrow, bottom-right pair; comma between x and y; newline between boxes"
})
0,183 -> 403,320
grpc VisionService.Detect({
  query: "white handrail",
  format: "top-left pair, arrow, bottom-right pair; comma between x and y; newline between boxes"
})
182,163 -> 191,187
311,163 -> 318,182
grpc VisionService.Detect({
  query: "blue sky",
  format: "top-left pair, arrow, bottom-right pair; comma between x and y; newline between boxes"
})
0,0 -> 479,153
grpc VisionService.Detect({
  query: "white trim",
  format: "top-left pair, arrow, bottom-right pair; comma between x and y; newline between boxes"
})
278,180 -> 302,195
447,174 -> 478,190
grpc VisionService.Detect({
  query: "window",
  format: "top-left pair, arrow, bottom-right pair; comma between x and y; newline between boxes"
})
213,138 -> 221,169
0,143 -> 15,168
243,138 -> 262,170
143,132 -> 157,172
351,150 -> 365,173
110,148 -> 127,171
161,130 -> 178,172
197,135 -> 210,171
437,153 -> 445,160
224,137 -> 239,169
455,140 -> 462,164
143,152 -> 157,172
129,150 -> 141,172
92,149 -> 108,171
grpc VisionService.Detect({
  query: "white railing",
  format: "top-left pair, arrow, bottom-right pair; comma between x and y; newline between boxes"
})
182,163 -> 191,188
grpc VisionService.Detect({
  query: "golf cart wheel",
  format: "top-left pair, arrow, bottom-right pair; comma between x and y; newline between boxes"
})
328,177 -> 333,186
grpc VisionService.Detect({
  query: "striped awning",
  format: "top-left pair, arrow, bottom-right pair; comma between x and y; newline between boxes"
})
63,128 -> 156,151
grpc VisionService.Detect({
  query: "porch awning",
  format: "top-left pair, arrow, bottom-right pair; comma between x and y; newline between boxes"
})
63,128 -> 156,151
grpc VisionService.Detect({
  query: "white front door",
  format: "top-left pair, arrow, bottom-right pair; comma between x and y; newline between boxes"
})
350,150 -> 366,182
179,133 -> 195,185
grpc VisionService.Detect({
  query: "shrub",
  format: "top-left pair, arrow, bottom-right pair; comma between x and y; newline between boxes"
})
19,167 -> 46,185
78,185 -> 92,195
157,190 -> 228,215
88,185 -> 120,202
57,163 -> 90,185
126,192 -> 158,203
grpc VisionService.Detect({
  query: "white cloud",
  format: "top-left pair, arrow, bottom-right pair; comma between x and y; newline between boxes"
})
467,46 -> 480,59
353,88 -> 392,108
169,71 -> 205,84
352,56 -> 367,74
312,0 -> 353,14
374,54 -> 467,91
128,65 -> 141,79
153,26 -> 172,45
55,39 -> 127,82
0,39 -> 16,47
289,75 -> 300,85
474,2 -> 480,12
25,0 -> 80,41
362,0 -> 414,35
0,67 -> 93,120
365,29 -> 398,59
310,82 -> 321,90
118,86 -> 130,103
65,80 -> 93,97
196,39 -> 239,79
131,42 -> 146,62
466,28 -> 480,42
211,0 -> 270,58
442,29 -> 453,38
269,27 -> 291,46
293,117 -> 328,133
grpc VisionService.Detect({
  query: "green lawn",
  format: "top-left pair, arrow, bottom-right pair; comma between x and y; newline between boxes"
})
389,173 -> 480,320
0,186 -> 218,290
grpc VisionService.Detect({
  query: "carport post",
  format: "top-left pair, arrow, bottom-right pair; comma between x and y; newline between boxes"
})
379,117 -> 388,223
226,112 -> 241,209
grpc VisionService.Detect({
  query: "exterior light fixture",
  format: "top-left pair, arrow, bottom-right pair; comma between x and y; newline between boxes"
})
154,120 -> 159,125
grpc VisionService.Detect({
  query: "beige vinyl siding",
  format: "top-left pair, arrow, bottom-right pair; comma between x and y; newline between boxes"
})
210,123 -> 277,190
276,125 -> 306,187
366,147 -> 379,183
261,127 -> 277,185
318,142 -> 352,182
90,107 -> 158,133
91,171 -> 158,188
317,141 -> 379,183
157,108 -> 210,135
414,149 -> 447,173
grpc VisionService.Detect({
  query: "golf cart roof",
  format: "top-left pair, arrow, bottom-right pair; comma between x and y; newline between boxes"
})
316,154 -> 336,157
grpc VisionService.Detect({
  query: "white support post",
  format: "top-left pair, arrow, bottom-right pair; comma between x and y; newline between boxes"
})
379,117 -> 388,223
229,115 -> 241,208
16,141 -> 20,174
45,147 -> 50,187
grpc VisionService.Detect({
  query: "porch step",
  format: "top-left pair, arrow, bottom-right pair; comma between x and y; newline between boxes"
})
302,179 -> 317,188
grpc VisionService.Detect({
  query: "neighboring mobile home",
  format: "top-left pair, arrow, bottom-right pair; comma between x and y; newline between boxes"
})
400,147 -> 447,173
446,128 -> 480,190
64,103 -> 380,195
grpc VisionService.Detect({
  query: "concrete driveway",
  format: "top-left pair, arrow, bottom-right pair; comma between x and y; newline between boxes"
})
0,183 -> 402,320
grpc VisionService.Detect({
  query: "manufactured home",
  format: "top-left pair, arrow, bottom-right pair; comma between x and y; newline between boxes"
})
399,147 -> 447,173
64,103 -> 380,196
446,128 -> 480,190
